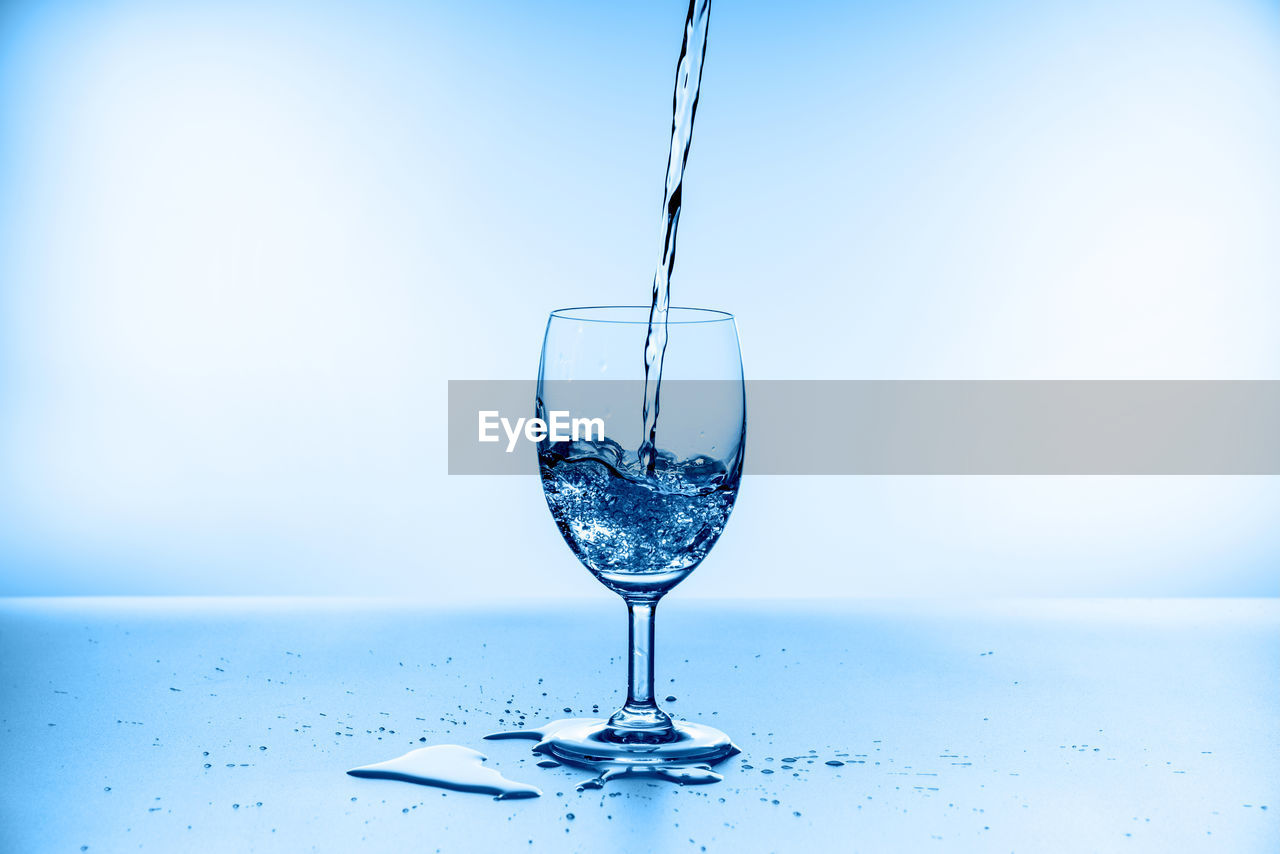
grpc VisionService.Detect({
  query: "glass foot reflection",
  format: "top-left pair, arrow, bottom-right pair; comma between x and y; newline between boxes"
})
485,717 -> 740,786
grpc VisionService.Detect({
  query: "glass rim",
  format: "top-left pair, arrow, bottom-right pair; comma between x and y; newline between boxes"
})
549,305 -> 734,325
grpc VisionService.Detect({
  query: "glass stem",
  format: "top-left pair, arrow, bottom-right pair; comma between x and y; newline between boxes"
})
627,601 -> 657,711
606,599 -> 675,741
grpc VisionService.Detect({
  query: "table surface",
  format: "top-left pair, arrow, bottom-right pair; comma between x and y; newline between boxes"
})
1,597 -> 1276,853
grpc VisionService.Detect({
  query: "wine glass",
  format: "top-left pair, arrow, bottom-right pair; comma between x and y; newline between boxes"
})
519,305 -> 745,773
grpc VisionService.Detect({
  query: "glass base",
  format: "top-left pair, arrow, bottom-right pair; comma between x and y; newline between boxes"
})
486,717 -> 740,784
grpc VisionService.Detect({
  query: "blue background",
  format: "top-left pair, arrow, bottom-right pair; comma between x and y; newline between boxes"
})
1,0 -> 1278,596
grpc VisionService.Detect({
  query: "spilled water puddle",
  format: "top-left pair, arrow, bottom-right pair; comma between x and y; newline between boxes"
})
349,719 -> 735,799
347,744 -> 541,800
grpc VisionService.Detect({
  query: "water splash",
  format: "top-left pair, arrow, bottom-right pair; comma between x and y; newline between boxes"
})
638,0 -> 713,474
539,444 -> 736,597
347,745 -> 541,800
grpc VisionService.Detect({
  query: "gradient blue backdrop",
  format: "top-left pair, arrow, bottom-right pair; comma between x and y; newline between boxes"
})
2,0 -> 1278,597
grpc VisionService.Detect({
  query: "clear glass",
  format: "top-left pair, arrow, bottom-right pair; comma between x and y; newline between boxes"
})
518,305 -> 744,771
